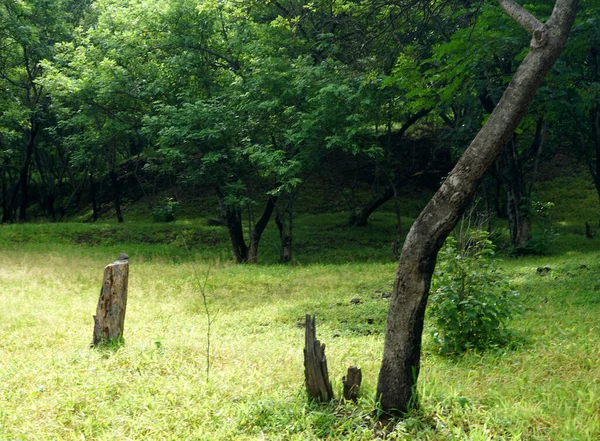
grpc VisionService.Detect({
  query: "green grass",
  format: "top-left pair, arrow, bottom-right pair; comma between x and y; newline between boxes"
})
1,174 -> 599,440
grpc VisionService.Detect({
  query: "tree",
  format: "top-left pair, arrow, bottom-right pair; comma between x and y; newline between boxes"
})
425,1 -> 559,250
376,0 -> 578,415
0,0 -> 80,222
549,0 -> 600,202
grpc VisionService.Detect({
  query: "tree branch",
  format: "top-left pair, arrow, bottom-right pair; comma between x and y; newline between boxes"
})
498,0 -> 543,34
498,0 -> 547,47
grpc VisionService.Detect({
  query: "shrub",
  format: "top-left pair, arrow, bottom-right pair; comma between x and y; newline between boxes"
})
429,231 -> 521,355
151,197 -> 179,222
512,200 -> 559,256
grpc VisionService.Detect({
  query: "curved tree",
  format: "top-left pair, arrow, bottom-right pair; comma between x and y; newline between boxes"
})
376,0 -> 579,415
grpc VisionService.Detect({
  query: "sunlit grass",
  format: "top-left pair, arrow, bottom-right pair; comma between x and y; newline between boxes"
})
1,169 -> 600,439
1,229 -> 598,440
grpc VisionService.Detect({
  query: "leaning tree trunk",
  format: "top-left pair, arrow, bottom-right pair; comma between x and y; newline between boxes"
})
376,0 -> 578,416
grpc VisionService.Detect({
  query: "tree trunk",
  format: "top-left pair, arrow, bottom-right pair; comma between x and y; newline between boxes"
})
1,157 -> 9,223
497,138 -> 531,248
590,104 -> 600,203
217,186 -> 278,264
351,108 -> 432,227
18,130 -> 36,222
92,254 -> 129,346
110,169 -> 124,223
376,0 -> 578,416
247,196 -> 277,264
224,205 -> 248,263
275,195 -> 293,263
89,173 -> 99,222
351,186 -> 394,227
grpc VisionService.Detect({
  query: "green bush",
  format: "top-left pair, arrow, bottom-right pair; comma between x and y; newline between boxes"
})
151,197 -> 179,222
429,231 -> 521,355
512,200 -> 559,256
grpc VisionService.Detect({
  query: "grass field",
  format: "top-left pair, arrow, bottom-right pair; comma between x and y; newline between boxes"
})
1,176 -> 599,440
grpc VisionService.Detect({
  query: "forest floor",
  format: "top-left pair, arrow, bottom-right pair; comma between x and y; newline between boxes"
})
0,173 -> 599,440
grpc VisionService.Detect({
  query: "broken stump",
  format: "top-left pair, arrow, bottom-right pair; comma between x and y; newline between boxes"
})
304,314 -> 334,402
92,254 -> 129,346
342,366 -> 362,401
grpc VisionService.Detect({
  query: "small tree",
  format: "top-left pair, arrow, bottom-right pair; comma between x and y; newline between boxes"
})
429,232 -> 521,355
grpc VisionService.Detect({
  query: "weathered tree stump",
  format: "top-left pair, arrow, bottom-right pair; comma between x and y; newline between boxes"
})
342,366 -> 362,401
92,254 -> 129,346
304,314 -> 334,402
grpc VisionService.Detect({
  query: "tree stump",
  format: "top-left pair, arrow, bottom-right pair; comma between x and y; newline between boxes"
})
342,366 -> 362,401
304,314 -> 334,402
92,254 -> 129,346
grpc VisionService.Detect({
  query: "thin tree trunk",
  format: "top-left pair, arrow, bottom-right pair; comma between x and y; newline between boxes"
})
376,0 -> 578,415
225,206 -> 248,263
352,187 -> 394,227
351,108 -> 432,227
498,138 -> 531,248
89,173 -> 99,222
110,169 -> 124,223
1,157 -> 8,223
247,196 -> 277,264
216,186 -> 249,263
18,129 -> 36,222
591,105 -> 600,203
275,195 -> 294,263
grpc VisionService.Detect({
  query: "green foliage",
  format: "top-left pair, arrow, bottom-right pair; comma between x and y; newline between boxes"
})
521,200 -> 559,255
151,197 -> 179,223
429,231 -> 521,355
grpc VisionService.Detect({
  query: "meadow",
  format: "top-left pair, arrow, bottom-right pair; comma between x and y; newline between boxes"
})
0,175 -> 599,440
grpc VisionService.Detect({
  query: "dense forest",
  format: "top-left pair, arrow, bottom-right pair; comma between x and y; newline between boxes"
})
0,0 -> 597,263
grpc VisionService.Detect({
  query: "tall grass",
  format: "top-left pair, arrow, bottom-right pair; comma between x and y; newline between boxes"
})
0,173 -> 598,440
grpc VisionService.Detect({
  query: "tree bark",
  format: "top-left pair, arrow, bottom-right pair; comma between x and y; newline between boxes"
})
274,194 -> 293,263
590,103 -> 600,203
92,254 -> 129,346
1,157 -> 9,223
497,138 -> 531,248
223,204 -> 248,263
343,366 -> 362,401
89,173 -> 99,222
18,126 -> 36,222
304,314 -> 334,402
352,186 -> 395,227
376,0 -> 578,416
217,185 -> 278,264
247,196 -> 277,264
110,169 -> 124,223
